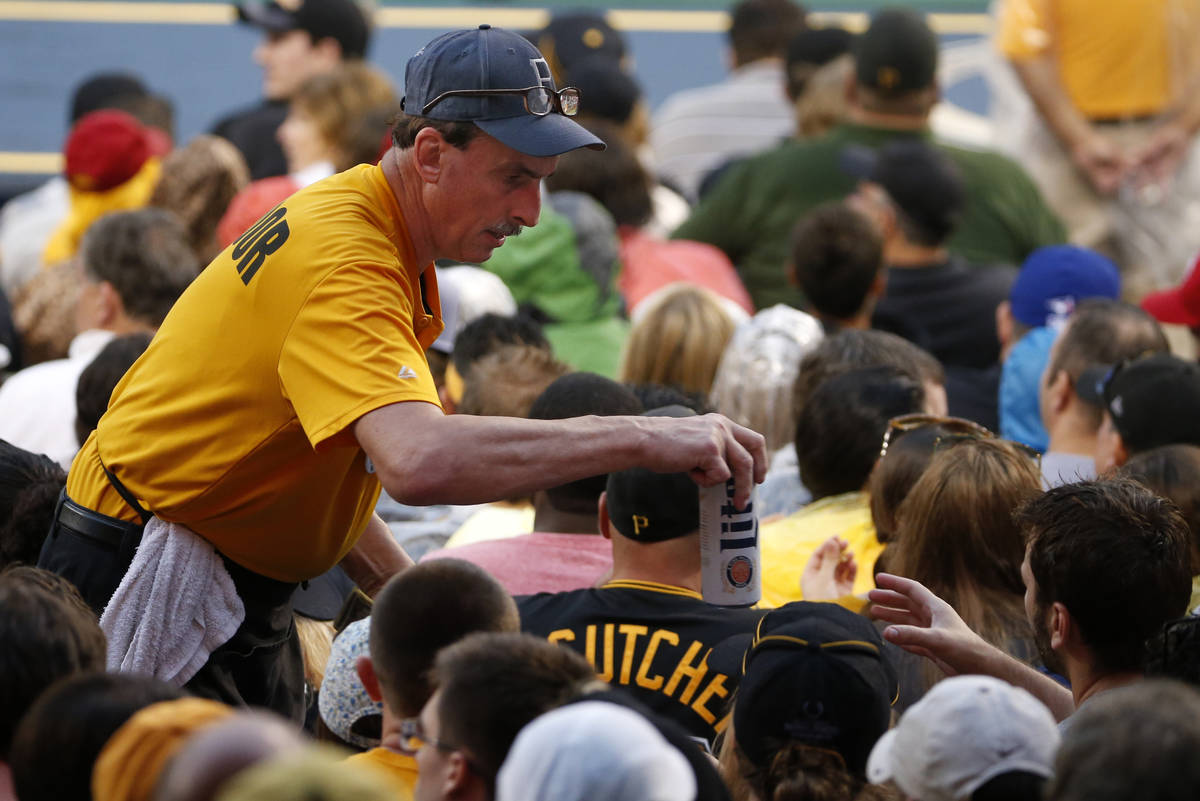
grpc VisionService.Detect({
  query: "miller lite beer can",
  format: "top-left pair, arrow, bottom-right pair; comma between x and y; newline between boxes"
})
699,479 -> 760,606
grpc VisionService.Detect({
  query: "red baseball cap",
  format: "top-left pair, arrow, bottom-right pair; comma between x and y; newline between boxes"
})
1142,251 -> 1200,327
64,110 -> 152,192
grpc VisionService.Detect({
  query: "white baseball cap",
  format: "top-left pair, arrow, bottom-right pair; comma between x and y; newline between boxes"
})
867,675 -> 1060,801
496,701 -> 696,801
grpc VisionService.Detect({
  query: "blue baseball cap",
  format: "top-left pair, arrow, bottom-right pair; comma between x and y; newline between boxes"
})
1009,246 -> 1120,329
402,25 -> 605,157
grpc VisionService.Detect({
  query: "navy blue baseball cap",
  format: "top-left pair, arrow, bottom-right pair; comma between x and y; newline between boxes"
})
402,25 -> 605,158
1010,245 -> 1121,329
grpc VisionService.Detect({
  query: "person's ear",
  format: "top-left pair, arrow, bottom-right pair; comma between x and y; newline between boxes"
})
868,269 -> 887,300
1049,602 -> 1070,651
96,281 -> 124,327
356,656 -> 383,703
1113,432 -> 1129,468
1047,369 -> 1072,415
597,491 -> 612,541
413,127 -> 447,184
311,36 -> 343,68
996,301 -> 1014,347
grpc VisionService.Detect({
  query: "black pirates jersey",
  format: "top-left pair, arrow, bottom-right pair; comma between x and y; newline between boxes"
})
517,579 -> 764,742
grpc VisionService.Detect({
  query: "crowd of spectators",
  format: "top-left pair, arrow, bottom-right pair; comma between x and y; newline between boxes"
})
4,0 -> 1200,799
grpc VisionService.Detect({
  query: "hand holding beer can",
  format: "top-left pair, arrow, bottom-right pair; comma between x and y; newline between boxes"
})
699,478 -> 761,606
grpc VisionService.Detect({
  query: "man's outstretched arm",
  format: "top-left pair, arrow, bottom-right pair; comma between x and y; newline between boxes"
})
869,573 -> 1075,721
353,400 -> 768,510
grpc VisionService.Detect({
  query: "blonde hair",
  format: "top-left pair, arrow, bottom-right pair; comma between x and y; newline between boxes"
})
620,283 -> 737,396
294,616 -> 336,692
887,438 -> 1039,685
291,63 -> 398,170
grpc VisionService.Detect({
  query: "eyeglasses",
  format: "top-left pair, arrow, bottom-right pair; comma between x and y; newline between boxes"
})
421,85 -> 581,117
878,414 -> 991,460
399,716 -> 458,755
877,413 -> 1041,464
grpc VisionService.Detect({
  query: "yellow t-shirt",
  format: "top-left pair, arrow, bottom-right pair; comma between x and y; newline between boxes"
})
65,164 -> 443,582
758,491 -> 884,610
346,747 -> 417,800
996,0 -> 1200,119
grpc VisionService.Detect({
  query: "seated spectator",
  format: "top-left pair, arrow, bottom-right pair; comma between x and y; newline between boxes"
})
10,673 -> 184,801
456,345 -> 570,419
0,72 -> 153,297
1119,445 -> 1200,613
847,140 -> 1015,371
347,560 -> 519,796
0,566 -> 107,801
422,373 -> 643,594
1047,681 -> 1200,801
651,0 -> 807,202
0,441 -> 66,568
443,312 -> 550,414
533,11 -> 630,88
15,112 -> 172,365
711,305 -> 824,519
620,283 -> 741,398
150,711 -> 308,801
148,135 -> 250,264
547,120 -> 753,315
867,676 -> 1059,801
674,7 -> 1063,312
886,437 -> 1041,700
496,701 -> 696,801
483,191 -> 629,377
996,246 -> 1121,452
0,210 -> 197,467
75,332 -> 154,447
760,365 -> 928,608
216,63 -> 397,247
410,632 -> 598,801
785,28 -> 855,138
868,417 -> 974,548
789,201 -> 885,332
90,697 -> 234,801
42,110 -> 167,267
1038,300 -> 1168,486
517,406 -> 764,743
870,478 -> 1193,729
755,328 -> 945,520
717,602 -> 897,801
793,330 -> 948,420
1078,352 -> 1200,475
318,619 -> 382,751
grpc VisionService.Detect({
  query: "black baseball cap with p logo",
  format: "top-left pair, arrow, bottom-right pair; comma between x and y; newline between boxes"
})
605,405 -> 700,543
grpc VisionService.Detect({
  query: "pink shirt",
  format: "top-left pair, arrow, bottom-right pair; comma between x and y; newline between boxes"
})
420,532 -> 612,596
618,228 -> 755,316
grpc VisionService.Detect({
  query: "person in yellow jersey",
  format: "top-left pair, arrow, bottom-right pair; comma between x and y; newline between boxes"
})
759,366 -> 927,609
996,0 -> 1200,287
38,25 -> 767,720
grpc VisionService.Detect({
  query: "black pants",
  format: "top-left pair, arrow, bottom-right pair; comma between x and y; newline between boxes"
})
38,492 -> 306,722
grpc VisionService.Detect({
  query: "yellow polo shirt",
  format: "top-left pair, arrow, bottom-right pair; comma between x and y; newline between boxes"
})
66,164 -> 443,582
346,747 -> 417,800
996,0 -> 1200,119
758,491 -> 884,610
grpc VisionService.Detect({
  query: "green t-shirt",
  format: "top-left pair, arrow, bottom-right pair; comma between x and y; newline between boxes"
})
672,123 -> 1067,310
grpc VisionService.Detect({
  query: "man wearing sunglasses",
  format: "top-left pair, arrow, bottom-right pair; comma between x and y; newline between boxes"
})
43,25 -> 767,720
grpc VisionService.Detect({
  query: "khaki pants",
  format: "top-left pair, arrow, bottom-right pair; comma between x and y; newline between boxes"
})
1017,116 -> 1200,298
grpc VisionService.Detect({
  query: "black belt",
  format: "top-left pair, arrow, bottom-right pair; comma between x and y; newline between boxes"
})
55,495 -> 138,547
